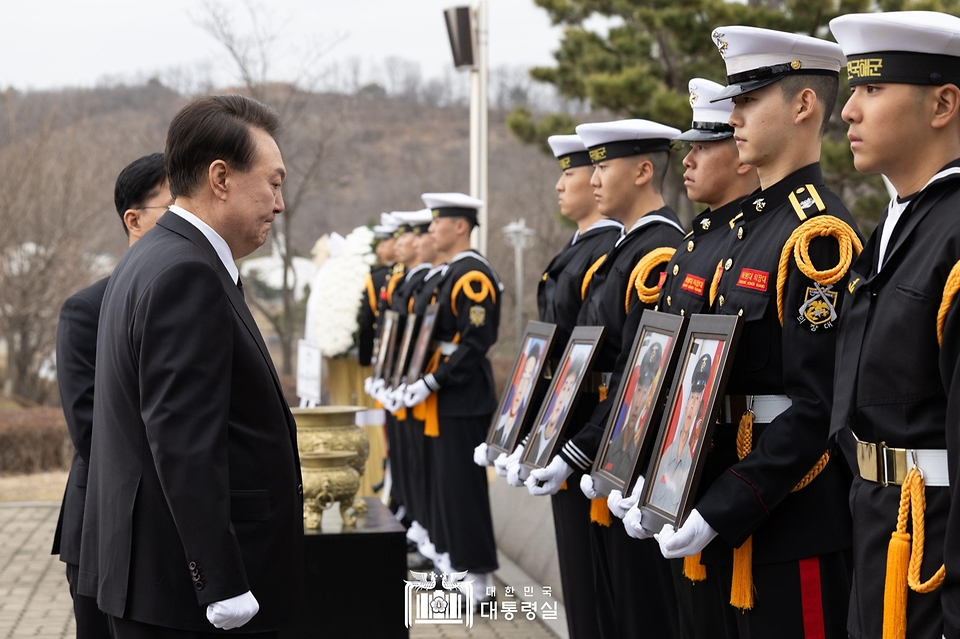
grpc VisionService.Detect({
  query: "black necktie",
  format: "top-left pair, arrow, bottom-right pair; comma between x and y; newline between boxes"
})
237,276 -> 244,299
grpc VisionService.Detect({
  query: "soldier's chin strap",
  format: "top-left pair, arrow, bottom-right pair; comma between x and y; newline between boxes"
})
775,215 -> 863,325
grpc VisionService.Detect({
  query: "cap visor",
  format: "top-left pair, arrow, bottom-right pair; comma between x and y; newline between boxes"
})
675,129 -> 734,142
710,76 -> 782,102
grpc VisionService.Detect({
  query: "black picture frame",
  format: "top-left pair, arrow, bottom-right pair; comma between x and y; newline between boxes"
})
520,326 -> 605,472
391,313 -> 419,388
485,321 -> 558,461
639,314 -> 742,533
373,310 -> 400,382
591,311 -> 686,497
404,303 -> 440,383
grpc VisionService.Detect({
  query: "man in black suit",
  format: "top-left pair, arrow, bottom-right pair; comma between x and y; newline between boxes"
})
52,152 -> 171,639
77,95 -> 304,638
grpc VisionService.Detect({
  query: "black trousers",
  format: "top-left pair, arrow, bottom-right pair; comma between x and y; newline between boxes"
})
714,549 -> 852,639
669,558 -> 728,639
385,413 -> 407,517
430,413 -> 498,573
66,563 -> 110,639
108,616 -> 277,639
401,414 -> 428,528
551,479 -> 604,639
591,519 -> 679,639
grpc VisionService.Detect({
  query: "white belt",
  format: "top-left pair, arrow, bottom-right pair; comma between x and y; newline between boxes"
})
854,435 -> 950,487
439,341 -> 459,356
722,395 -> 792,424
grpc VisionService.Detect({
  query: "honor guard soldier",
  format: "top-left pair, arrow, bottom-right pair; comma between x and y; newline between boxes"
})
524,118 -> 686,639
830,12 -> 960,639
402,192 -> 502,606
488,133 -> 620,639
358,214 -> 399,366
621,77 -> 759,639
653,27 -> 861,639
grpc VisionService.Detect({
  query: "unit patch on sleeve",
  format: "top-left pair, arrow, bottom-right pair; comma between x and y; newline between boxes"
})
797,283 -> 838,331
469,305 -> 486,327
681,274 -> 706,296
736,268 -> 770,292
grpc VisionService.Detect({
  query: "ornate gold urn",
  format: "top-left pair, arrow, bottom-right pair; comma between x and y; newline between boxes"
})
300,451 -> 361,529
292,406 -> 370,522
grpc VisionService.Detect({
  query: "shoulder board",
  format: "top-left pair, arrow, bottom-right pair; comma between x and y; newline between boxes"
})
451,270 -> 497,315
788,184 -> 827,221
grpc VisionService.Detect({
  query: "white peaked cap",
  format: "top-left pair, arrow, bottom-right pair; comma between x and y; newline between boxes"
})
379,212 -> 399,230
547,134 -> 587,158
393,209 -> 434,226
575,119 -> 681,149
675,78 -> 735,142
421,192 -> 484,210
831,12 -> 960,87
709,25 -> 845,101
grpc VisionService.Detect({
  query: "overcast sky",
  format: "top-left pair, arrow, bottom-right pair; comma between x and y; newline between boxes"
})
0,1 -> 598,91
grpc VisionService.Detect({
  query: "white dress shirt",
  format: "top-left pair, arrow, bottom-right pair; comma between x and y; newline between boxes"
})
169,205 -> 239,284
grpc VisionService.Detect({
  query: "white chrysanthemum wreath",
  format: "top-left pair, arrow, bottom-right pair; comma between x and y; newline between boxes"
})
311,226 -> 377,357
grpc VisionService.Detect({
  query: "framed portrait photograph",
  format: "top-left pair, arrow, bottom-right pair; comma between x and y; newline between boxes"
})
404,303 -> 440,383
591,311 -> 686,497
391,313 -> 419,388
520,326 -> 605,472
639,314 -> 742,533
485,322 -> 558,461
373,310 -> 400,382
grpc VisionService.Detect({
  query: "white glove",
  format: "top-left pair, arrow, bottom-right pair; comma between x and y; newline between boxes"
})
371,378 -> 386,396
384,384 -> 406,414
403,380 -> 431,407
655,508 -> 718,559
473,442 -> 493,467
608,476 -> 644,519
495,445 -> 523,477
580,473 -> 600,499
373,385 -> 390,406
363,376 -> 374,396
206,590 -> 259,630
623,501 -> 655,540
525,456 -> 574,496
504,447 -> 527,486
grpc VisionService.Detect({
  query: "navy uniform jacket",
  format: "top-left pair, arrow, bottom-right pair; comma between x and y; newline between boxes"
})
695,163 -> 859,566
559,208 -> 686,471
538,221 -> 622,348
358,265 -> 390,366
423,250 -> 503,418
831,161 -> 960,639
658,201 -> 741,317
51,277 -> 109,566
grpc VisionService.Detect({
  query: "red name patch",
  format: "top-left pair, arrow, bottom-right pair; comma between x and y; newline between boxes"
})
736,268 -> 769,292
681,274 -> 705,296
658,271 -> 668,287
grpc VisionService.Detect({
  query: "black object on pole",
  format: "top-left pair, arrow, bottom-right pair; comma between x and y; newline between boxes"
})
444,6 -> 475,69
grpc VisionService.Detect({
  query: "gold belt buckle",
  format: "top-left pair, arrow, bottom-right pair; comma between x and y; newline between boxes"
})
857,440 -> 908,486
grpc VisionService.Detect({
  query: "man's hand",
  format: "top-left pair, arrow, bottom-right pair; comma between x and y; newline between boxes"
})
384,384 -> 406,414
495,445 -> 523,477
623,501 -> 654,540
403,380 -> 431,407
525,456 -> 574,496
473,443 -> 493,467
579,473 -> 600,499
206,590 -> 259,630
504,446 -> 527,486
363,376 -> 374,396
655,509 -> 717,558
371,378 -> 386,397
608,476 -> 644,519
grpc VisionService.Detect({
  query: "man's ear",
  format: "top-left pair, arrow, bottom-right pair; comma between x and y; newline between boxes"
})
633,158 -> 654,187
123,209 -> 141,237
736,161 -> 757,177
209,160 -> 229,201
931,84 -> 960,131
794,87 -> 820,127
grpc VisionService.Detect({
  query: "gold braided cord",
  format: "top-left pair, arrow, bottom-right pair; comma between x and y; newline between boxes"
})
365,273 -> 378,316
708,260 -> 723,307
735,410 -> 830,491
630,247 -> 677,309
937,260 -> 960,346
451,271 -> 496,316
581,255 -> 607,301
386,271 -> 403,306
898,468 -> 947,593
775,215 -> 863,325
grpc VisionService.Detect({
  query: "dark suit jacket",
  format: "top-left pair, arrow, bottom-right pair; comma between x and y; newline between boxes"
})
77,211 -> 304,632
51,277 -> 109,566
